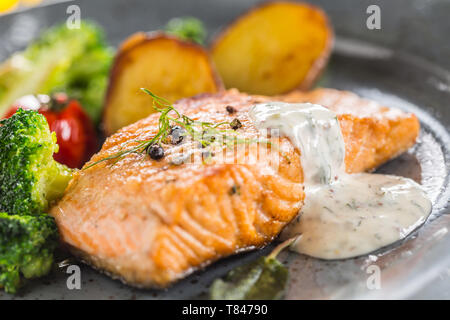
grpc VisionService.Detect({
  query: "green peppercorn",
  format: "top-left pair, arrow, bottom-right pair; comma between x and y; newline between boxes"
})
230,118 -> 242,130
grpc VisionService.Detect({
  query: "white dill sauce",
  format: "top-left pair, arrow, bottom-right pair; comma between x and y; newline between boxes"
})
249,102 -> 432,259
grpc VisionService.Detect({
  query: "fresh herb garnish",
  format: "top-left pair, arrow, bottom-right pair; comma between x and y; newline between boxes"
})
85,88 -> 266,169
346,199 -> 358,210
209,237 -> 297,300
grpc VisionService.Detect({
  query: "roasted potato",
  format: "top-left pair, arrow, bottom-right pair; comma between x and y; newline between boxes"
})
103,32 -> 223,135
211,1 -> 333,95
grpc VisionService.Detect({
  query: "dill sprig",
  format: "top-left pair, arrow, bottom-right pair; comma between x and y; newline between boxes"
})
85,88 -> 246,169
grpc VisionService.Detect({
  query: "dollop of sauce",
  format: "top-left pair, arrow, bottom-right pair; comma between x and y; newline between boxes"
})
249,102 -> 432,259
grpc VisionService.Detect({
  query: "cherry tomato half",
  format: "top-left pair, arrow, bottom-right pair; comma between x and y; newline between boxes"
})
4,94 -> 98,169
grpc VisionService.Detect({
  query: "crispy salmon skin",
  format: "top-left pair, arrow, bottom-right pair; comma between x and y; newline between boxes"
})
50,88 -> 419,287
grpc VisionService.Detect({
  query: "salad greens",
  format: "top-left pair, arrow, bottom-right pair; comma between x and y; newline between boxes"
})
0,21 -> 113,123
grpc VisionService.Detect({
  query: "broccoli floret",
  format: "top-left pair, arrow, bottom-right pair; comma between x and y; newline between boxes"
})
0,109 -> 72,216
0,21 -> 113,122
0,109 -> 71,293
0,212 -> 59,293
165,17 -> 207,45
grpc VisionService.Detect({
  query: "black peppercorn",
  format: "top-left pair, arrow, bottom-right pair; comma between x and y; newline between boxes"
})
230,118 -> 242,130
147,144 -> 165,160
226,105 -> 236,114
228,185 -> 241,196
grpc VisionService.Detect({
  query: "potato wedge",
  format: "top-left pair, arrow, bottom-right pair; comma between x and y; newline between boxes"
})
211,1 -> 333,95
103,32 -> 223,135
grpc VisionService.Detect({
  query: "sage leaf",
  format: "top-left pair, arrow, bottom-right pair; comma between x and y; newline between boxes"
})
209,237 -> 297,300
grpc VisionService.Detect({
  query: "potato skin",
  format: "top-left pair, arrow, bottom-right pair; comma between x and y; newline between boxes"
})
103,32 -> 223,136
211,1 -> 334,95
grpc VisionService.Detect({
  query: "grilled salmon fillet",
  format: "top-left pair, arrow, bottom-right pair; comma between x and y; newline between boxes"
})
50,88 -> 420,287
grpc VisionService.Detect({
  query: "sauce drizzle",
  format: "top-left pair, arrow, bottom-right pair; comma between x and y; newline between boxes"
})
249,102 -> 432,259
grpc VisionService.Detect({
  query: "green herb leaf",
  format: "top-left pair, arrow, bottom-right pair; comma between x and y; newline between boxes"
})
165,17 -> 207,45
209,237 -> 297,300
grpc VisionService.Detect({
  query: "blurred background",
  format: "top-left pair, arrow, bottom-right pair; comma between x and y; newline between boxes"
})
0,0 -> 449,69
0,0 -> 54,13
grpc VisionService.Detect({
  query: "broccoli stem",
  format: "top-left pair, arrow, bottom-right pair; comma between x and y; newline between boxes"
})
46,162 -> 73,203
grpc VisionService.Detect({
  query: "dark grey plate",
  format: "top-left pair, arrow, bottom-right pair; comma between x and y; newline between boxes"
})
0,0 -> 449,299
